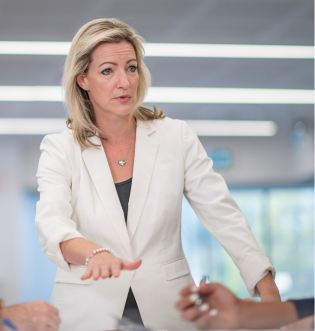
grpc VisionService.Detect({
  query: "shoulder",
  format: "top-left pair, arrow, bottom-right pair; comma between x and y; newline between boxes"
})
152,116 -> 186,135
152,117 -> 195,140
40,128 -> 78,154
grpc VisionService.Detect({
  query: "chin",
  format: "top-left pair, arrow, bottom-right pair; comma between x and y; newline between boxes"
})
110,105 -> 134,117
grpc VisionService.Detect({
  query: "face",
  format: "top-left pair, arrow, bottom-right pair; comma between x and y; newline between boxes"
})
77,41 -> 139,121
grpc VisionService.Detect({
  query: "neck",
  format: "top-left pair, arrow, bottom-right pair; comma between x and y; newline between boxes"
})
95,113 -> 136,144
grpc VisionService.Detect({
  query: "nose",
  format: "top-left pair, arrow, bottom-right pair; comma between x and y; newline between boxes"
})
117,70 -> 130,90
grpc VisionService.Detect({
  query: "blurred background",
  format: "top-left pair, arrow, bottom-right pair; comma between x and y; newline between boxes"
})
0,0 -> 313,306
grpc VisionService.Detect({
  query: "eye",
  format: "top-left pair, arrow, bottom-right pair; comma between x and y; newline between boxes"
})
102,68 -> 112,75
128,65 -> 137,73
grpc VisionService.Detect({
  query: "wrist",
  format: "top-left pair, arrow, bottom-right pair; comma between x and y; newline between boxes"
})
256,270 -> 281,302
238,299 -> 257,329
260,287 -> 281,302
85,247 -> 113,266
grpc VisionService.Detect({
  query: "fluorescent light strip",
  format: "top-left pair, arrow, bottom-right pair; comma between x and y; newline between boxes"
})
0,118 -> 66,135
0,41 -> 313,59
0,42 -> 71,55
0,86 -> 313,104
186,120 -> 277,136
145,43 -> 314,59
146,87 -> 314,104
0,118 -> 277,136
0,86 -> 62,101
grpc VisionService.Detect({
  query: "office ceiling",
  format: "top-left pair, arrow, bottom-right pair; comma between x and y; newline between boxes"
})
0,0 -> 313,123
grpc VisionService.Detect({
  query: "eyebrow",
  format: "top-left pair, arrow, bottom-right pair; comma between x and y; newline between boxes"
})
98,58 -> 137,68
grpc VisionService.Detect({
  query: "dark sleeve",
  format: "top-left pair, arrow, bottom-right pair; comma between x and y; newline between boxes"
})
289,298 -> 314,319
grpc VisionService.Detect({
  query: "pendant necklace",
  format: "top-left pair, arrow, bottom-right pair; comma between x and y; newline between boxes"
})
106,131 -> 135,167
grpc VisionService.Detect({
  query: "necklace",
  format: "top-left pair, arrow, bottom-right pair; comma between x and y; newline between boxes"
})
105,132 -> 135,167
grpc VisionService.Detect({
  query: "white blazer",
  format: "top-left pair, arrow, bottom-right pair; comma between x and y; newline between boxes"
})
36,117 -> 275,331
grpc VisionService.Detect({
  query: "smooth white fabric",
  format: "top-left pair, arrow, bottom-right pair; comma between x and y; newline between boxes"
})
36,117 -> 275,331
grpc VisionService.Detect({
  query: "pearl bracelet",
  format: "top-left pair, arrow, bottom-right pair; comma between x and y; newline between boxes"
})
85,248 -> 113,266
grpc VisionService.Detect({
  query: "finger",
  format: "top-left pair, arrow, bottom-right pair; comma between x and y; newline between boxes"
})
181,304 -> 210,322
111,261 -> 121,278
46,316 -> 60,331
121,259 -> 142,271
176,293 -> 200,311
198,283 -> 221,296
47,312 -> 61,327
49,305 -> 59,315
243,298 -> 255,302
52,311 -> 62,326
81,268 -> 92,280
196,313 -> 212,330
92,267 -> 100,281
101,265 -> 110,279
47,327 -> 57,331
180,284 -> 199,296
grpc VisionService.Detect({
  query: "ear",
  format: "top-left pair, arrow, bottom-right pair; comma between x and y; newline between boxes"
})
76,73 -> 89,91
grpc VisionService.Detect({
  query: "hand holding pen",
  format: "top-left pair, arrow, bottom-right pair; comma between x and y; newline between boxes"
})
176,276 -> 221,328
176,282 -> 246,329
193,276 -> 218,316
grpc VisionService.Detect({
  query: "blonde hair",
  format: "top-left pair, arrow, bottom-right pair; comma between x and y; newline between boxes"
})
63,18 -> 165,148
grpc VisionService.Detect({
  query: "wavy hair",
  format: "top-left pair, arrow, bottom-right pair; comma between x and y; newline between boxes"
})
63,18 -> 164,148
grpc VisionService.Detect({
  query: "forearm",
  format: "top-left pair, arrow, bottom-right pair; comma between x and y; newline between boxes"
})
256,270 -> 281,302
239,300 -> 298,329
60,238 -> 102,265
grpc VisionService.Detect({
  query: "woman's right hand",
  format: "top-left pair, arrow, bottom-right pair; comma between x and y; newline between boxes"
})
81,251 -> 142,281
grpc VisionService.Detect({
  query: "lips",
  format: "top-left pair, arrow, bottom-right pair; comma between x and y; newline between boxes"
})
115,95 -> 131,103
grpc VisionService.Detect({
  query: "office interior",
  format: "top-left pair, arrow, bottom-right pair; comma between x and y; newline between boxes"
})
0,0 -> 313,307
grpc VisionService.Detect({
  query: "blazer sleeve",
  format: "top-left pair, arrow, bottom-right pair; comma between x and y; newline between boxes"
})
181,120 -> 275,297
35,135 -> 86,271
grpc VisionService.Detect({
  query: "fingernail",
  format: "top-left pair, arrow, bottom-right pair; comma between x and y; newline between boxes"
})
209,309 -> 218,316
199,303 -> 209,312
191,285 -> 198,292
189,294 -> 199,302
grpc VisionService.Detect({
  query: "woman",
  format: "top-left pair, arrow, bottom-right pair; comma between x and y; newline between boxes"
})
36,18 -> 280,331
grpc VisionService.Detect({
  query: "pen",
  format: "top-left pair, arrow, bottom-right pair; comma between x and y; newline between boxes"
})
193,275 -> 218,316
2,318 -> 18,330
194,275 -> 208,306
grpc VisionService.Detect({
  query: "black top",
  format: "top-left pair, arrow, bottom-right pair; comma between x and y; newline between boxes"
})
115,178 -> 143,325
115,177 -> 132,223
290,298 -> 314,319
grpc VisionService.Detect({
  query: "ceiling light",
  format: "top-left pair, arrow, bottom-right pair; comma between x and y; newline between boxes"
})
0,86 -> 62,101
0,41 -> 313,59
146,88 -> 314,104
0,86 -> 313,104
0,118 -> 277,137
145,43 -> 314,59
0,118 -> 66,135
0,41 -> 71,55
186,120 -> 277,136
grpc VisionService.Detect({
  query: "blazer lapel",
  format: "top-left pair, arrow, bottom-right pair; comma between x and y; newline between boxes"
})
81,136 -> 133,259
127,121 -> 159,240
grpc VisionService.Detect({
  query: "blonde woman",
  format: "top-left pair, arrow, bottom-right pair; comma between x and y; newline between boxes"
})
36,18 -> 280,331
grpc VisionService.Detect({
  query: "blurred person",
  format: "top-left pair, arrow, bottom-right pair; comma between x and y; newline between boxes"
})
0,299 -> 60,331
176,282 -> 314,330
35,18 -> 280,331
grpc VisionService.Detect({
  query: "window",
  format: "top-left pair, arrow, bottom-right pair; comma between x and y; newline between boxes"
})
182,188 -> 314,300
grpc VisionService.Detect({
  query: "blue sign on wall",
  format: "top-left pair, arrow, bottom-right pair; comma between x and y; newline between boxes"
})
207,148 -> 233,171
